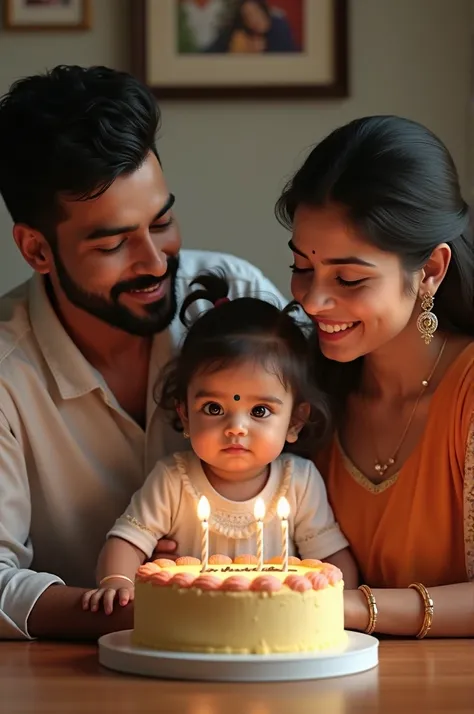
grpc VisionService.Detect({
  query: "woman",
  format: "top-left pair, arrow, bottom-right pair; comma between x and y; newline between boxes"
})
276,115 -> 474,638
207,0 -> 298,54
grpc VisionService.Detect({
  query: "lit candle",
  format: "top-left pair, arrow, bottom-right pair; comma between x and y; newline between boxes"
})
197,496 -> 211,572
254,497 -> 265,570
277,497 -> 290,571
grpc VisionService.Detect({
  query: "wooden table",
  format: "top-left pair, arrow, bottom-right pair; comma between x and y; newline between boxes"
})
0,639 -> 473,713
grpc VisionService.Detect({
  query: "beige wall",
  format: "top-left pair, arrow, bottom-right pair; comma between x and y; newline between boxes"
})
0,0 -> 471,296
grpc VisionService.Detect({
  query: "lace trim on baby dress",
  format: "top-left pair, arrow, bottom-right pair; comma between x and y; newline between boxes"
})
464,415 -> 474,581
173,452 -> 292,539
124,514 -> 158,538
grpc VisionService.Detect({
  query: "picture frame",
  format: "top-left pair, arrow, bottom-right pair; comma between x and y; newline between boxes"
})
131,0 -> 348,99
4,0 -> 91,32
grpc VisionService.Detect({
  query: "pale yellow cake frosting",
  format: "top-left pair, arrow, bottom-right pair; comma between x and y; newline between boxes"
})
132,556 -> 347,654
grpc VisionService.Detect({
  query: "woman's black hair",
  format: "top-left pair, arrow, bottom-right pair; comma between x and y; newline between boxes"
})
275,115 -> 474,417
158,270 -> 330,453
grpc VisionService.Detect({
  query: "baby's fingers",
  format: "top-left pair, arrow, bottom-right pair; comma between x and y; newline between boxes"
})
82,588 -> 100,611
117,587 -> 134,608
89,588 -> 111,612
82,587 -> 133,615
103,588 -> 120,615
103,587 -> 133,614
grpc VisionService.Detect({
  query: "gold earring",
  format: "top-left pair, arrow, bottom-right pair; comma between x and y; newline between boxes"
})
183,430 -> 190,439
417,292 -> 438,345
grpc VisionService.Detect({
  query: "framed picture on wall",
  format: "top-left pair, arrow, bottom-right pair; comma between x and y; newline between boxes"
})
131,0 -> 348,99
4,0 -> 91,31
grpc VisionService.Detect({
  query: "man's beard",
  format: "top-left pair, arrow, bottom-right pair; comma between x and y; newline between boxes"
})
50,247 -> 180,337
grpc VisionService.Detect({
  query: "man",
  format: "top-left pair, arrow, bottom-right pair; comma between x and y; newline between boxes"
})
0,65 -> 284,640
179,0 -> 226,52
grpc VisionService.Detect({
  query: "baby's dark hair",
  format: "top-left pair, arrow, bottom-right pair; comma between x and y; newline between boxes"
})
158,270 -> 330,452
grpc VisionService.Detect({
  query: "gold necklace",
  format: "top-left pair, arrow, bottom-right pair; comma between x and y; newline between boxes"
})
366,337 -> 448,475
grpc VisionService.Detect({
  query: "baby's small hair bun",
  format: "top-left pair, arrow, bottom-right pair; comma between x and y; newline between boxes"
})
214,297 -> 230,308
178,269 -> 231,327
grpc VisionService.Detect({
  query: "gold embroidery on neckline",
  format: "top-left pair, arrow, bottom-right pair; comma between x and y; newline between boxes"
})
173,452 -> 292,539
335,434 -> 400,495
463,416 -> 474,581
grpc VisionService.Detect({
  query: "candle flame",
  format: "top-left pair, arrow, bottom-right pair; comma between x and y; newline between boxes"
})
277,496 -> 290,520
254,497 -> 265,521
197,495 -> 211,521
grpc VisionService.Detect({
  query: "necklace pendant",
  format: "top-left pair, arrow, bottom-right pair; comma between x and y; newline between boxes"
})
374,457 -> 395,475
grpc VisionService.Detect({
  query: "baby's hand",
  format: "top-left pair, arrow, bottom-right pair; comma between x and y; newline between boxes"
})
82,577 -> 135,616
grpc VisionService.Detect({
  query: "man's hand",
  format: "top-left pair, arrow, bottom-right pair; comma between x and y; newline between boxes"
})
151,538 -> 179,562
27,584 -> 134,640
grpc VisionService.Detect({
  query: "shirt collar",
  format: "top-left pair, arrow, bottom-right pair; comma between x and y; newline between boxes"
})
28,274 -> 106,400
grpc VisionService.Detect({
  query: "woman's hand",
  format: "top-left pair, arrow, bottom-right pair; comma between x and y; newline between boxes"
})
82,578 -> 135,616
344,582 -> 474,637
344,588 -> 370,632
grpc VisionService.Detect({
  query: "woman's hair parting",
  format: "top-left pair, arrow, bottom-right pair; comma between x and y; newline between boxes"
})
157,270 -> 330,450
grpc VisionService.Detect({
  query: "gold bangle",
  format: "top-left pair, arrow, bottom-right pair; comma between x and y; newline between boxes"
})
409,582 -> 434,639
99,574 -> 134,587
358,584 -> 378,635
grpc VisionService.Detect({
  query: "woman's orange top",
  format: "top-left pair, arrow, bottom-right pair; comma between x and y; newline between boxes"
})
316,343 -> 474,589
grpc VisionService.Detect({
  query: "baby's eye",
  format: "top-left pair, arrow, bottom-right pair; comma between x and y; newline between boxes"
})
202,402 -> 224,416
251,405 -> 271,418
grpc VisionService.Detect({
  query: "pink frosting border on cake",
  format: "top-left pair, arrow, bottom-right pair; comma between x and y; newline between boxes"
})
135,555 -> 343,593
170,572 -> 196,588
149,571 -> 173,586
306,571 -> 329,590
250,575 -> 282,592
190,575 -> 222,590
283,574 -> 312,592
220,576 -> 251,591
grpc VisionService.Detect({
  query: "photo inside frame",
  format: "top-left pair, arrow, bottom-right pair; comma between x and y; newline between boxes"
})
176,0 -> 304,55
23,1 -> 73,6
147,0 -> 336,89
8,0 -> 86,25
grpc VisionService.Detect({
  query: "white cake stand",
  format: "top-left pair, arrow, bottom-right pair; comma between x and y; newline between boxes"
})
98,630 -> 378,682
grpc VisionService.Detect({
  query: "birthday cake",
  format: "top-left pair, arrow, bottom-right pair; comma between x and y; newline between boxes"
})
132,554 -> 346,654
